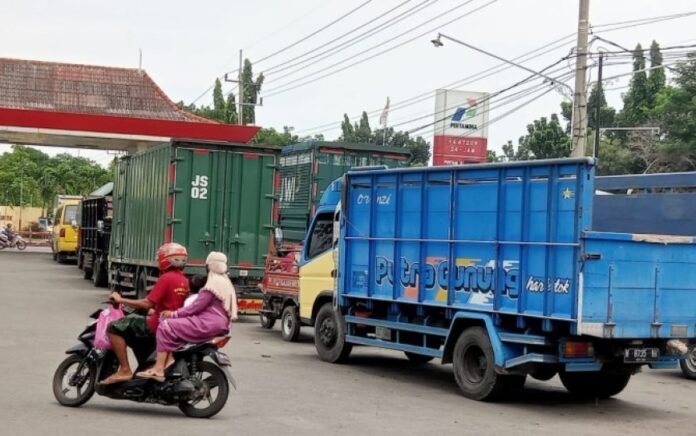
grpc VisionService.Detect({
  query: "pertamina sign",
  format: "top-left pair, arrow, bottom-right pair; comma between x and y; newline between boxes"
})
432,89 -> 490,165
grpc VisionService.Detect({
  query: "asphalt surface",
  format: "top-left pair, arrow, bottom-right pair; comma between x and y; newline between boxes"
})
1,251 -> 695,435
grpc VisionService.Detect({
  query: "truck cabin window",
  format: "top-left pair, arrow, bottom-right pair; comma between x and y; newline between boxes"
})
307,213 -> 333,259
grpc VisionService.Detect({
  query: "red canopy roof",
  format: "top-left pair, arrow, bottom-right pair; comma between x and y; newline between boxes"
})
0,58 -> 259,149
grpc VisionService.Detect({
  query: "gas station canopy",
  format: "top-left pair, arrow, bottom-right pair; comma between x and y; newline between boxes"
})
0,58 -> 259,153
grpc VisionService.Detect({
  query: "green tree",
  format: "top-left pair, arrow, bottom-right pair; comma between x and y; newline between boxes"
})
252,126 -> 299,146
340,114 -> 356,142
0,146 -> 110,216
617,44 -> 650,128
354,112 -> 372,143
241,59 -> 264,125
648,40 -> 665,105
587,82 -> 616,131
225,93 -> 238,124
211,78 -> 226,122
502,114 -> 570,160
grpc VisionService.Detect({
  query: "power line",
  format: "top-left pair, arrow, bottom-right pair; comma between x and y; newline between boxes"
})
296,35 -> 576,135
295,10 -> 696,137
263,0 -> 426,76
253,0 -> 375,65
263,0 -> 498,97
404,56 -> 573,134
243,0 -> 338,51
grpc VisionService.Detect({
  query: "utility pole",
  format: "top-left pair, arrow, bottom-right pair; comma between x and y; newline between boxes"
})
593,52 -> 604,158
19,166 -> 23,231
238,49 -> 244,126
571,0 -> 590,157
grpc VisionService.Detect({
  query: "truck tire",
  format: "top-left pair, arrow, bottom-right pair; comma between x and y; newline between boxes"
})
559,370 -> 631,398
404,352 -> 435,364
259,313 -> 276,329
281,305 -> 301,342
82,253 -> 93,280
679,344 -> 696,380
452,327 -> 522,401
77,251 -> 84,270
93,257 -> 108,288
314,303 -> 352,363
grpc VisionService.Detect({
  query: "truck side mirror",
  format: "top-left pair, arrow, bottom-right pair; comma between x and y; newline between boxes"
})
71,220 -> 78,228
274,227 -> 284,249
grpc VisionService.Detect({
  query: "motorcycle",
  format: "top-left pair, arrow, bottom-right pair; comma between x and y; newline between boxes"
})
0,232 -> 26,250
52,302 -> 236,418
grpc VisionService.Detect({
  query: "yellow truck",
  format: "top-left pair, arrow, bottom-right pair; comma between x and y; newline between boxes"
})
52,197 -> 81,263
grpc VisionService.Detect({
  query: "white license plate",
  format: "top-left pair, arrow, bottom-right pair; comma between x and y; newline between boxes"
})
239,270 -> 248,277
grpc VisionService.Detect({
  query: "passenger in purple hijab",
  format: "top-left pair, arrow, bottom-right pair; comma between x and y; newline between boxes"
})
136,252 -> 238,382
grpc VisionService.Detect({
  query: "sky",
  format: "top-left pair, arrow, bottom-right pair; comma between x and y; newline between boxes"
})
1,0 -> 695,165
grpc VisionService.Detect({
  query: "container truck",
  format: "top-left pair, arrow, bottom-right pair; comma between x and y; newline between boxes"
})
260,141 -> 410,340
294,158 -> 696,401
77,182 -> 113,288
109,140 -> 279,311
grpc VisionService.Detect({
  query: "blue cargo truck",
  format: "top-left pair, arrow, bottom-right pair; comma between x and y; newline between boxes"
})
309,158 -> 696,401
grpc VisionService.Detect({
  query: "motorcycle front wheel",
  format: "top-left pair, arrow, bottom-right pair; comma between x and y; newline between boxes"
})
52,354 -> 96,407
15,240 -> 27,250
178,361 -> 229,418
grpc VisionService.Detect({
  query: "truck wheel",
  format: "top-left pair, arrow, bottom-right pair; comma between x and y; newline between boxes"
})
314,303 -> 352,363
452,327 -> 521,401
559,370 -> 631,398
404,352 -> 435,364
259,313 -> 276,329
77,251 -> 84,270
281,305 -> 301,342
93,258 -> 108,288
680,345 -> 696,380
82,254 -> 93,280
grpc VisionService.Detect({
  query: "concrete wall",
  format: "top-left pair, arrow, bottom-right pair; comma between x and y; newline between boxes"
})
0,206 -> 45,230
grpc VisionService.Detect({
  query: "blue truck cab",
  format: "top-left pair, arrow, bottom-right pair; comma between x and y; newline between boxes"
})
312,158 -> 696,401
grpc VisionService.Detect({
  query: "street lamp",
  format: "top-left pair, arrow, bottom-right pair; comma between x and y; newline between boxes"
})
431,33 -> 574,96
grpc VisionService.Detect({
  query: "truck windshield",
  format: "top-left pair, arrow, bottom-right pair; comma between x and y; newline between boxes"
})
306,213 -> 333,259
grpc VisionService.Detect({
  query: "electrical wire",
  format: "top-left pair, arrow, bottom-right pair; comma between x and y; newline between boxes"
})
263,0 -> 428,76
243,0 -> 338,51
262,0 -> 497,96
253,0 -> 375,65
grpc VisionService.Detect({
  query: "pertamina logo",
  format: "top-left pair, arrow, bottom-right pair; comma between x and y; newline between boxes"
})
450,98 -> 479,130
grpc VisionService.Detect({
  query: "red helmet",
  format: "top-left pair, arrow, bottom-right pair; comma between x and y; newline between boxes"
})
157,243 -> 188,271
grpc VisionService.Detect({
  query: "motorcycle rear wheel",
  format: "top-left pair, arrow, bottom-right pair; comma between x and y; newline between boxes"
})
178,361 -> 229,418
53,354 -> 96,407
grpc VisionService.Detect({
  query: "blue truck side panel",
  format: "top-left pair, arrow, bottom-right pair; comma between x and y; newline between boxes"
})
580,231 -> 696,338
338,159 -> 696,340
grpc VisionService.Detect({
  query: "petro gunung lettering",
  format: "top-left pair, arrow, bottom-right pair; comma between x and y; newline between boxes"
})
374,256 -> 572,299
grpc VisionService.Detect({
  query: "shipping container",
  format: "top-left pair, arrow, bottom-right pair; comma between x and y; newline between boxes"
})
77,182 -> 113,288
309,158 -> 696,400
109,140 -> 279,299
278,141 -> 410,243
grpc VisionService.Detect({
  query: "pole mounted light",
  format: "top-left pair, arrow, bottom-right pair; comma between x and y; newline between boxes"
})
431,34 -> 444,48
430,32 -> 573,96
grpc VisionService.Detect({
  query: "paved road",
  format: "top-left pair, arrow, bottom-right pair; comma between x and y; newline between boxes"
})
1,251 -> 695,435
